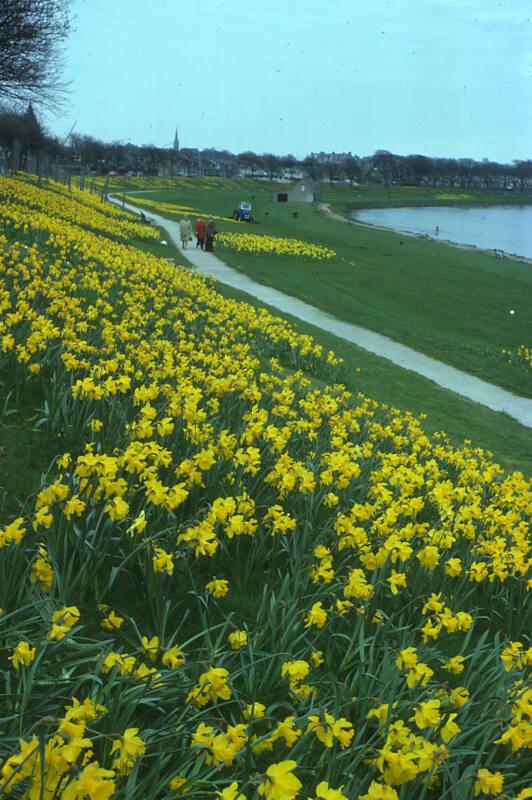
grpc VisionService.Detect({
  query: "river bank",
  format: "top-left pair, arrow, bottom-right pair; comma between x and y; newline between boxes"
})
320,203 -> 532,265
352,204 -> 532,261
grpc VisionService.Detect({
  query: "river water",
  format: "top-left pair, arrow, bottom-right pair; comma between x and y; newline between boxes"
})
351,205 -> 532,260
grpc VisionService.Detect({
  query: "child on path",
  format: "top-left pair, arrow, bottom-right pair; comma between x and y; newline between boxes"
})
179,216 -> 193,249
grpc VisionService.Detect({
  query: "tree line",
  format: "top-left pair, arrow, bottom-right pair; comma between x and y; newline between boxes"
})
1,111 -> 531,192
0,1 -> 530,191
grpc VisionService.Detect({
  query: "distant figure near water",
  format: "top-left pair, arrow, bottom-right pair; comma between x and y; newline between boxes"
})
179,216 -> 193,249
435,225 -> 440,237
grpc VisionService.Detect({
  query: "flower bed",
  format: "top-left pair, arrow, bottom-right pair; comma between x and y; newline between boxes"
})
0,176 -> 530,800
217,231 -> 337,260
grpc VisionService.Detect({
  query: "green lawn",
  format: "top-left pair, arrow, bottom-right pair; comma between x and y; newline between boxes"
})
321,182 -> 532,211
104,175 -> 532,209
134,223 -> 532,476
122,185 -> 532,398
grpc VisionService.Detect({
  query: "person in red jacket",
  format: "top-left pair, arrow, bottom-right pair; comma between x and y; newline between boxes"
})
195,218 -> 206,250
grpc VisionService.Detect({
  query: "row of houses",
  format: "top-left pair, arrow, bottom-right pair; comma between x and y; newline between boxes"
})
158,162 -> 306,181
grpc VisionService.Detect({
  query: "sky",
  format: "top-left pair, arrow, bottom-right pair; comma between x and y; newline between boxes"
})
46,0 -> 532,162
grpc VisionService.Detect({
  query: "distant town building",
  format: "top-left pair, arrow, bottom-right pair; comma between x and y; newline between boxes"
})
310,151 -> 352,164
173,128 -> 180,151
272,178 -> 321,203
282,168 -> 304,180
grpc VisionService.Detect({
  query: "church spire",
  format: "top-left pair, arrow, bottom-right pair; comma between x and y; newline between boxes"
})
173,127 -> 179,151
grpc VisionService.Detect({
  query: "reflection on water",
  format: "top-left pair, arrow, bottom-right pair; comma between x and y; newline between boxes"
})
352,205 -> 532,260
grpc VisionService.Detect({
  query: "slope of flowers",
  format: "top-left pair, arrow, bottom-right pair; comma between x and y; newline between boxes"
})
217,231 -> 337,260
1,173 -> 159,242
118,195 -> 199,215
124,194 -> 232,223
82,175 -> 287,194
0,176 -> 531,800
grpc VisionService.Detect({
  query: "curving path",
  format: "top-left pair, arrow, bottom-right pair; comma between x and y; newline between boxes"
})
111,196 -> 532,429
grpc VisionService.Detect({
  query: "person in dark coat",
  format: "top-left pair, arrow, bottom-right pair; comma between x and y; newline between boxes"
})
205,216 -> 216,252
196,218 -> 206,249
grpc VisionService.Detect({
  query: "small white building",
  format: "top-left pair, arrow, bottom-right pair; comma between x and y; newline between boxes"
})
272,178 -> 321,203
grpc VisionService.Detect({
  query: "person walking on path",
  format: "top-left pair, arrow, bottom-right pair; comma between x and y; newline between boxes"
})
195,218 -> 206,250
179,215 -> 193,249
205,215 -> 216,252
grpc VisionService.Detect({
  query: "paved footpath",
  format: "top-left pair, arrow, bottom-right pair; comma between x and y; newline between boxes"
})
112,197 -> 532,429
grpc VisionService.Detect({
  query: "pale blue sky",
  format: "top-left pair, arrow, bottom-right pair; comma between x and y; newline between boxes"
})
47,0 -> 532,161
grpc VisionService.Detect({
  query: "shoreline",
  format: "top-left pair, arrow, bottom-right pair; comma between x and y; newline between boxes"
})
319,203 -> 532,265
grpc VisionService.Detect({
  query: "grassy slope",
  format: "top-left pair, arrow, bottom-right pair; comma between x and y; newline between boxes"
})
135,225 -> 532,476
124,185 -> 532,398
321,182 -> 532,210
102,176 -> 532,208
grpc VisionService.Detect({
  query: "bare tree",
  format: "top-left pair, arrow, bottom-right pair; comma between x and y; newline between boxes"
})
371,150 -> 397,186
404,154 -> 433,186
341,155 -> 362,186
262,153 -> 281,180
0,102 -> 45,167
457,158 -> 475,189
0,106 -> 24,166
0,0 -> 71,109
512,160 -> 532,191
279,154 -> 297,178
321,160 -> 342,185
237,151 -> 261,177
302,154 -> 322,181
